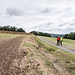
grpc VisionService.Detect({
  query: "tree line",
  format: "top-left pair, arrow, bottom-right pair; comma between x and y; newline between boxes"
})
63,32 -> 75,40
0,25 -> 25,32
30,31 -> 51,37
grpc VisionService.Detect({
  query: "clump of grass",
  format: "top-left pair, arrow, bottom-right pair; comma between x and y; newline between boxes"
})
65,60 -> 70,63
73,71 -> 75,75
44,45 -> 55,52
66,66 -> 75,74
46,61 -> 54,69
46,61 -> 51,66
30,52 -> 34,56
33,72 -> 35,75
24,43 -> 29,47
40,71 -> 43,75
54,59 -> 59,63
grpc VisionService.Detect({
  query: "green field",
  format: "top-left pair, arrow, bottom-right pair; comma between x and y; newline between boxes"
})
0,33 -> 15,37
43,36 -> 75,48
0,33 -> 22,38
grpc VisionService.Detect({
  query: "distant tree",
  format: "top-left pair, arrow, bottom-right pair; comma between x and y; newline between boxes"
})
0,26 -> 2,30
6,25 -> 10,31
0,25 -> 25,32
72,33 -> 75,40
63,34 -> 68,39
63,32 -> 75,40
30,31 -> 51,37
67,32 -> 74,39
17,28 -> 25,32
30,31 -> 38,35
3,26 -> 7,31
68,32 -> 75,40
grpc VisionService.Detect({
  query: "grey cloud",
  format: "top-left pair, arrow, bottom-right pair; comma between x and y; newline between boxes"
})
31,24 -> 43,29
59,22 -> 68,27
31,23 -> 75,34
47,27 -> 74,34
45,22 -> 54,26
6,8 -> 24,16
57,7 -> 72,14
62,7 -> 75,17
41,7 -> 54,13
70,23 -> 75,25
32,22 -> 54,29
57,11 -> 61,14
73,19 -> 75,22
32,25 -> 40,29
64,7 -> 72,11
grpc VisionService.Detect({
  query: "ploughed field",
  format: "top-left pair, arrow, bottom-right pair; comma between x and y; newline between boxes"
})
0,35 -> 25,75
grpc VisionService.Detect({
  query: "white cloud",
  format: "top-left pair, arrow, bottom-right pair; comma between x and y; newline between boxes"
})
0,0 -> 75,34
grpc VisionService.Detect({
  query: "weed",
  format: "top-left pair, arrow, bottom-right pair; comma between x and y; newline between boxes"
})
65,60 -> 70,63
46,61 -> 55,69
54,59 -> 59,63
46,61 -> 51,66
24,43 -> 29,47
40,71 -> 43,75
72,71 -> 75,75
66,66 -> 75,72
33,72 -> 35,75
30,52 -> 34,56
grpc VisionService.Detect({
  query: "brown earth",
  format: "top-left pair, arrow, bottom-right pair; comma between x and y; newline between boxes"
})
0,36 -> 25,75
0,35 -> 73,75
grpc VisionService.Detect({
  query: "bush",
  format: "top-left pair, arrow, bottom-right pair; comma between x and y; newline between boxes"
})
63,32 -> 75,40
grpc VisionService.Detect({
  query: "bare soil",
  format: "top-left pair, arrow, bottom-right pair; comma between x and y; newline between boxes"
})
0,36 -> 25,75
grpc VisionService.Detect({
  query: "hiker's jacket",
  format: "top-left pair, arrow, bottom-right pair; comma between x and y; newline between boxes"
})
57,37 -> 60,41
60,38 -> 63,41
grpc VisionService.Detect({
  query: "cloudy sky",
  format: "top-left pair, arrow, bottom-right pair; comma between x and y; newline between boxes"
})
0,0 -> 75,34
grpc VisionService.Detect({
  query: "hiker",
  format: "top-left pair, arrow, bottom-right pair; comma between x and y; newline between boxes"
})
60,37 -> 63,45
57,36 -> 60,45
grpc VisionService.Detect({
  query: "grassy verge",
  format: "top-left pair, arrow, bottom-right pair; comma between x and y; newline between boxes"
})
35,36 -> 75,75
34,36 -> 58,53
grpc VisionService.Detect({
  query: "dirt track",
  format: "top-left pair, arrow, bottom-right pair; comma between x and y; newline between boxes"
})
0,36 -> 25,75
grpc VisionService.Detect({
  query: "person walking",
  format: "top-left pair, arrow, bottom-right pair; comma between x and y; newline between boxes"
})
57,36 -> 60,45
60,37 -> 63,45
